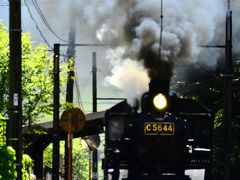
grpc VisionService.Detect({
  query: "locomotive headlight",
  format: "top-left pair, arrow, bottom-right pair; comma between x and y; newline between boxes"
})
153,93 -> 167,110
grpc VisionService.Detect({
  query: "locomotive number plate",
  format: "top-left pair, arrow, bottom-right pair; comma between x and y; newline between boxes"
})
144,122 -> 175,135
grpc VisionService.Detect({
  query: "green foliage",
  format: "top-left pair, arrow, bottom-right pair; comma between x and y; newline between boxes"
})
21,43 -> 54,124
72,138 -> 88,179
0,145 -> 34,180
229,114 -> 240,177
43,143 -> 52,168
63,102 -> 76,110
0,115 -> 16,180
43,138 -> 88,179
0,19 -> 68,179
0,115 -> 6,146
22,154 -> 33,180
0,20 -> 67,125
25,124 -> 48,135
212,109 -> 224,177
174,68 -> 240,178
43,142 -> 61,170
0,21 -> 9,116
0,145 -> 17,179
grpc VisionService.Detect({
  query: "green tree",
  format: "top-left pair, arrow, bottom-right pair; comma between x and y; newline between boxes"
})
72,138 -> 88,179
0,19 -> 69,179
1,113 -> 34,179
43,138 -> 88,179
174,67 -> 240,179
0,19 -> 67,125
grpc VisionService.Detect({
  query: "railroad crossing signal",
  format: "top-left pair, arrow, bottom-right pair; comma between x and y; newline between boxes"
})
61,107 -> 85,133
60,107 -> 85,180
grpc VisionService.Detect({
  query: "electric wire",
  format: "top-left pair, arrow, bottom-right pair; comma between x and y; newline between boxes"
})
80,71 -> 93,92
31,0 -> 67,42
0,0 -> 59,6
78,71 -> 94,111
31,0 -> 68,42
171,78 -> 218,88
75,72 -> 85,111
196,62 -> 224,83
75,70 -> 94,111
96,68 -> 108,78
157,0 -> 223,87
24,0 -> 52,49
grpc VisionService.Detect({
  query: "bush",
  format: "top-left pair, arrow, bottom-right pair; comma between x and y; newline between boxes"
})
0,145 -> 17,179
22,154 -> 33,180
0,145 -> 34,180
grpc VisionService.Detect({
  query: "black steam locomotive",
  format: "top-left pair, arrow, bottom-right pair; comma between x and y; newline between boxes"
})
103,78 -> 213,180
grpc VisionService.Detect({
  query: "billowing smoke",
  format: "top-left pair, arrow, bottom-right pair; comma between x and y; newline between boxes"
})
57,0 -> 239,103
104,47 -> 149,104
95,0 -> 227,102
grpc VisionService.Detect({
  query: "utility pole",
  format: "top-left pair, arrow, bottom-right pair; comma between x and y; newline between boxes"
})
224,1 -> 233,179
65,22 -> 76,180
200,1 -> 233,178
65,2 -> 76,178
8,0 -> 22,179
92,52 -> 97,113
52,44 -> 60,179
65,17 -> 76,104
92,52 -> 98,180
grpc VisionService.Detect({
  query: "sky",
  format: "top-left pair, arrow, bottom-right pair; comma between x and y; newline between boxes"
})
0,0 -> 124,113
1,0 -> 240,114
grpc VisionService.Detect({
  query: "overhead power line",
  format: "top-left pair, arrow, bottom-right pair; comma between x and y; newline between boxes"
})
0,0 -> 59,6
24,0 -> 52,48
31,0 -> 68,42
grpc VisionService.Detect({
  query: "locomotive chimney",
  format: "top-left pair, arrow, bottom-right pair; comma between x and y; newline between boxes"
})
141,77 -> 170,114
149,78 -> 170,96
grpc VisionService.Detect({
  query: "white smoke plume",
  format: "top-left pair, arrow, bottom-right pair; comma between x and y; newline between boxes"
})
104,47 -> 149,105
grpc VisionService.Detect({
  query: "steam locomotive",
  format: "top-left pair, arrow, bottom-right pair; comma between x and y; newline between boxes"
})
103,78 -> 213,180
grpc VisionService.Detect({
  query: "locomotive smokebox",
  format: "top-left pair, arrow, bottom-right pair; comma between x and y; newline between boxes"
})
141,78 -> 171,114
149,78 -> 170,96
